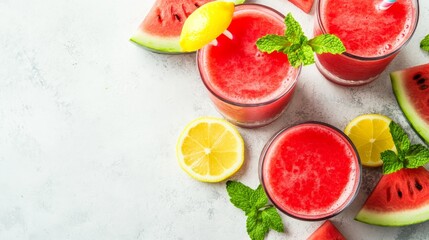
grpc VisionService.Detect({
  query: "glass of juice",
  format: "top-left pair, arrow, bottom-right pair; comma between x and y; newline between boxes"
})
197,4 -> 301,128
259,122 -> 361,220
314,0 -> 419,86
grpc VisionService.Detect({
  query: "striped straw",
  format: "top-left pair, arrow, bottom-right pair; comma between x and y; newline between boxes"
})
379,0 -> 397,10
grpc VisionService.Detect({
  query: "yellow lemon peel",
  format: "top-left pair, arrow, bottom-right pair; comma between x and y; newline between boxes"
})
179,1 -> 235,52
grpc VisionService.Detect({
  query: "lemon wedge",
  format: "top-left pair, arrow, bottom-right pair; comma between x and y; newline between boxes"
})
176,117 -> 244,182
344,114 -> 396,167
179,1 -> 235,52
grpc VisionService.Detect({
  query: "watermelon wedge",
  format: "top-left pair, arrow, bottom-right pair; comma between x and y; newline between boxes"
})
289,0 -> 314,13
307,221 -> 346,240
355,167 -> 429,226
391,63 -> 429,146
131,0 -> 243,53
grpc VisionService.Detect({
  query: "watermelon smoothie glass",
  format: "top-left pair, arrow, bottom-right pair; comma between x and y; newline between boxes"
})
197,4 -> 301,128
314,0 -> 419,86
259,122 -> 361,220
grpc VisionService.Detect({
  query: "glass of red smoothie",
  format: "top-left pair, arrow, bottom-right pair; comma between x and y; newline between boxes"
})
259,122 -> 361,220
197,4 -> 301,128
314,0 -> 419,86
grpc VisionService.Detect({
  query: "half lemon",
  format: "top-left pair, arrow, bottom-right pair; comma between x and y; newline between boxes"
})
176,117 -> 244,182
344,114 -> 396,167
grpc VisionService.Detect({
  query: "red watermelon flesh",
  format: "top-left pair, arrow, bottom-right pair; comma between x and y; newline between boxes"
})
355,167 -> 429,226
130,0 -> 214,53
289,0 -> 314,13
307,221 -> 346,240
391,63 -> 429,145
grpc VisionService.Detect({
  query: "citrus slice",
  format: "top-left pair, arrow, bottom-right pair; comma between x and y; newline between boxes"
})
176,117 -> 244,182
344,114 -> 396,167
179,1 -> 235,52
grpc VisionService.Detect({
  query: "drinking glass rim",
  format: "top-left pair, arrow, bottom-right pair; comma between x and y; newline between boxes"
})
258,121 -> 362,221
315,0 -> 420,61
196,3 -> 302,108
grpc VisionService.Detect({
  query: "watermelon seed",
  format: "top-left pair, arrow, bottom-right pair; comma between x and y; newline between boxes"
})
174,14 -> 182,22
397,189 -> 403,198
413,73 -> 422,80
415,180 -> 423,191
417,78 -> 426,85
156,8 -> 163,23
407,180 -> 414,197
194,3 -> 200,7
419,85 -> 428,90
182,4 -> 191,17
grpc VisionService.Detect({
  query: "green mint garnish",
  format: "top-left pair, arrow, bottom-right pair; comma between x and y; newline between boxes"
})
226,181 -> 284,240
420,34 -> 429,52
381,121 -> 429,174
256,13 -> 345,68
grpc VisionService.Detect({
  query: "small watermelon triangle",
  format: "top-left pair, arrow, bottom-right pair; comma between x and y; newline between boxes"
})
289,0 -> 314,13
131,0 -> 244,53
355,167 -> 429,226
307,220 -> 346,240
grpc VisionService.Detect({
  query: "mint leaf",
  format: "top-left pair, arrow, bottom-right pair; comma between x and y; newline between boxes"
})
405,144 -> 429,168
247,210 -> 269,240
421,34 -> 429,52
308,34 -> 346,54
251,185 -> 268,209
389,121 -> 410,159
284,13 -> 305,44
261,207 -> 284,232
256,35 -> 290,53
380,120 -> 429,174
256,13 -> 345,68
381,150 -> 403,174
226,180 -> 256,214
226,181 -> 285,240
286,44 -> 314,67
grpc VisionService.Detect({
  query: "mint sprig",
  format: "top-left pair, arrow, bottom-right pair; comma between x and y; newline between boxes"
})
381,121 -> 429,174
421,34 -> 429,52
256,13 -> 345,68
226,181 -> 284,240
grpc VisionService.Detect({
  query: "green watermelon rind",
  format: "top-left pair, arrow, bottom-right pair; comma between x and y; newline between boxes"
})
391,70 -> 429,145
130,31 -> 182,54
355,204 -> 429,226
131,0 -> 245,54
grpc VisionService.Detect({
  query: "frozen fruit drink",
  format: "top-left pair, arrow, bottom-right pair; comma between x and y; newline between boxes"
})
260,122 -> 361,220
314,0 -> 419,86
197,4 -> 300,128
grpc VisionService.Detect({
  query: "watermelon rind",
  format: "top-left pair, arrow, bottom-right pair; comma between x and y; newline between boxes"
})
130,32 -> 181,54
391,65 -> 429,146
131,0 -> 245,54
355,204 -> 429,227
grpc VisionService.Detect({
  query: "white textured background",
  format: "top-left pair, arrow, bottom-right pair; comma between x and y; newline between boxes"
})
1,0 -> 429,239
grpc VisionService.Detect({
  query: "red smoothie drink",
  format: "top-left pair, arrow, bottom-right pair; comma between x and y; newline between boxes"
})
197,4 -> 300,128
260,122 -> 361,220
314,0 -> 419,86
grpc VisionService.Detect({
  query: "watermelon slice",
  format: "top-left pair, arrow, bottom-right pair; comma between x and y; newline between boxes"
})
355,167 -> 429,226
130,0 -> 243,53
289,0 -> 314,13
307,221 -> 346,240
391,63 -> 429,146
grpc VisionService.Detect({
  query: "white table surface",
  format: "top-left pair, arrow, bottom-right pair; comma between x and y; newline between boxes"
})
1,0 -> 428,239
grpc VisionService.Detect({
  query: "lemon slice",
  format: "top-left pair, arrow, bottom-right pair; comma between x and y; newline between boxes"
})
176,117 -> 244,182
344,114 -> 396,167
179,1 -> 235,52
